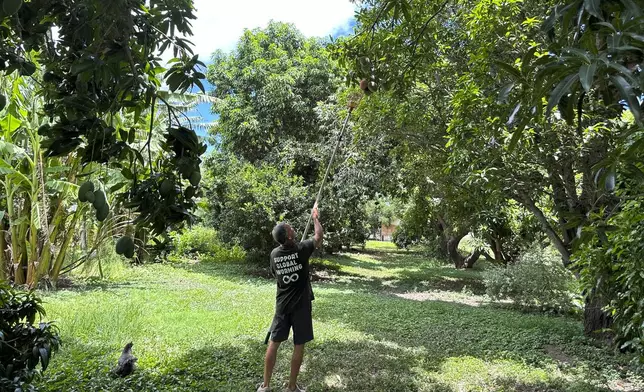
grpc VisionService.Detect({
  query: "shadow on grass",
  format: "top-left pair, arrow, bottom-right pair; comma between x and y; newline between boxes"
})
493,377 -> 614,392
170,253 -> 488,297
37,339 -> 266,392
312,290 -> 635,390
38,337 -> 617,392
56,279 -> 141,293
38,338 -> 455,392
309,258 -> 487,295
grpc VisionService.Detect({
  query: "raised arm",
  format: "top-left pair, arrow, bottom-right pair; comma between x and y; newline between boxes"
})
312,203 -> 323,249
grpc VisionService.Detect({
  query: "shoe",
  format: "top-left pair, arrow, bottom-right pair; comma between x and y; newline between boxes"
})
284,385 -> 306,392
256,382 -> 271,392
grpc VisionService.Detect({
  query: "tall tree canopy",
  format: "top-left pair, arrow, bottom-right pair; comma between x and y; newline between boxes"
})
208,21 -> 340,163
0,0 -> 208,286
333,0 -> 644,360
205,22 -> 392,256
1,0 -> 207,235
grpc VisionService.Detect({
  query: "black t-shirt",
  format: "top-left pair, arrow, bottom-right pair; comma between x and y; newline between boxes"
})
270,239 -> 315,314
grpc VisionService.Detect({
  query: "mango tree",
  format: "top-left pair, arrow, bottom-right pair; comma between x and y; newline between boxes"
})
0,0 -> 208,286
334,0 -> 644,360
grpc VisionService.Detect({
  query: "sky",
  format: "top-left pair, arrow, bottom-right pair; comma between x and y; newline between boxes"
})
182,0 -> 358,143
188,0 -> 357,62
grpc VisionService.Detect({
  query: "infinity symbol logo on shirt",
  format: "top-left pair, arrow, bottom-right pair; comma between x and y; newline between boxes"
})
282,273 -> 299,284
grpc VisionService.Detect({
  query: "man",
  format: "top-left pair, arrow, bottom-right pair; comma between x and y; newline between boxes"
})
257,204 -> 323,392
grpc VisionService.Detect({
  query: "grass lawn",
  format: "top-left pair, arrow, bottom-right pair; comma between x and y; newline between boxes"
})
36,241 -> 643,391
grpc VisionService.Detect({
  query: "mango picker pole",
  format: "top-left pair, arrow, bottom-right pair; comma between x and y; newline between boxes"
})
264,86 -> 367,345
300,109 -> 353,242
300,87 -> 364,242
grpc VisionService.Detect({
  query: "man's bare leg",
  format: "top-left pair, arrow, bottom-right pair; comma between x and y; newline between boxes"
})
288,344 -> 305,390
263,340 -> 281,388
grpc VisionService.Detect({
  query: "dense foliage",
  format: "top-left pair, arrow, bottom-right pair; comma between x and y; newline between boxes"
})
208,21 -> 339,164
204,22 -> 391,256
334,0 -> 644,361
484,244 -> 579,313
0,284 -> 60,391
0,0 -> 208,287
170,226 -> 245,263
204,153 -> 309,259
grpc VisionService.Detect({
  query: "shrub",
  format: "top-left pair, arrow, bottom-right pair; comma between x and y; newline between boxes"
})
0,285 -> 61,391
392,224 -> 420,249
575,200 -> 644,363
203,154 -> 309,257
171,226 -> 245,262
483,244 -> 579,313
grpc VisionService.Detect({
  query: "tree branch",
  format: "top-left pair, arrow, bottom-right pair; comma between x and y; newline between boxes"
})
407,0 -> 450,66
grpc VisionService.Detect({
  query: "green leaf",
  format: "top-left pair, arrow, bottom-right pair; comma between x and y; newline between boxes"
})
541,11 -> 557,34
579,63 -> 597,92
0,140 -> 26,156
607,63 -> 635,83
0,94 -> 6,111
620,0 -> 642,17
625,164 -> 644,184
547,74 -> 579,118
507,103 -> 521,125
401,0 -> 412,22
497,83 -> 514,104
134,106 -> 142,124
110,182 -> 129,193
594,21 -> 616,32
562,48 -> 592,64
584,0 -> 603,19
121,167 -> 134,180
508,125 -> 524,152
0,114 -> 22,133
45,165 -> 71,174
623,32 -> 644,43
194,78 -> 206,94
494,61 -> 522,81
70,60 -> 94,75
128,127 -> 136,144
521,47 -> 538,72
39,347 -> 49,371
134,150 -> 145,165
612,45 -> 643,53
46,180 -> 76,192
166,72 -> 184,92
611,75 -> 642,125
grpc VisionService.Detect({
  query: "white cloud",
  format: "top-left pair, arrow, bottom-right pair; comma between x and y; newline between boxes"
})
184,0 -> 356,62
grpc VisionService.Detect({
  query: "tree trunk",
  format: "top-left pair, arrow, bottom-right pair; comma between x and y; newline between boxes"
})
486,235 -> 507,264
6,183 -> 25,284
12,197 -> 31,285
80,219 -> 87,251
50,206 -> 84,283
584,292 -> 612,339
518,193 -> 571,266
134,228 -> 148,264
435,219 -> 449,257
463,248 -> 481,268
36,205 -> 66,282
447,233 -> 466,268
36,158 -> 79,283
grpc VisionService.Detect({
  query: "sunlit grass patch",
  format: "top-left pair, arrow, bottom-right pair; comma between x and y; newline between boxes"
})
36,246 -> 643,392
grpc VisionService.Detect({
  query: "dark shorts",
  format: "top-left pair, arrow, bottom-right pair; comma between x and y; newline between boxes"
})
269,302 -> 313,345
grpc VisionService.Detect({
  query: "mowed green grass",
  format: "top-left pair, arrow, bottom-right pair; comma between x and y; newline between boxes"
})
36,241 -> 643,391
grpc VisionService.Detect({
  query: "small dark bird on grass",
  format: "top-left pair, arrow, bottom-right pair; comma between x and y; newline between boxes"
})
113,342 -> 137,377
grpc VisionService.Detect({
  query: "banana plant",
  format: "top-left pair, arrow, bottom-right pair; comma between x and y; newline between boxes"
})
0,71 -> 83,287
